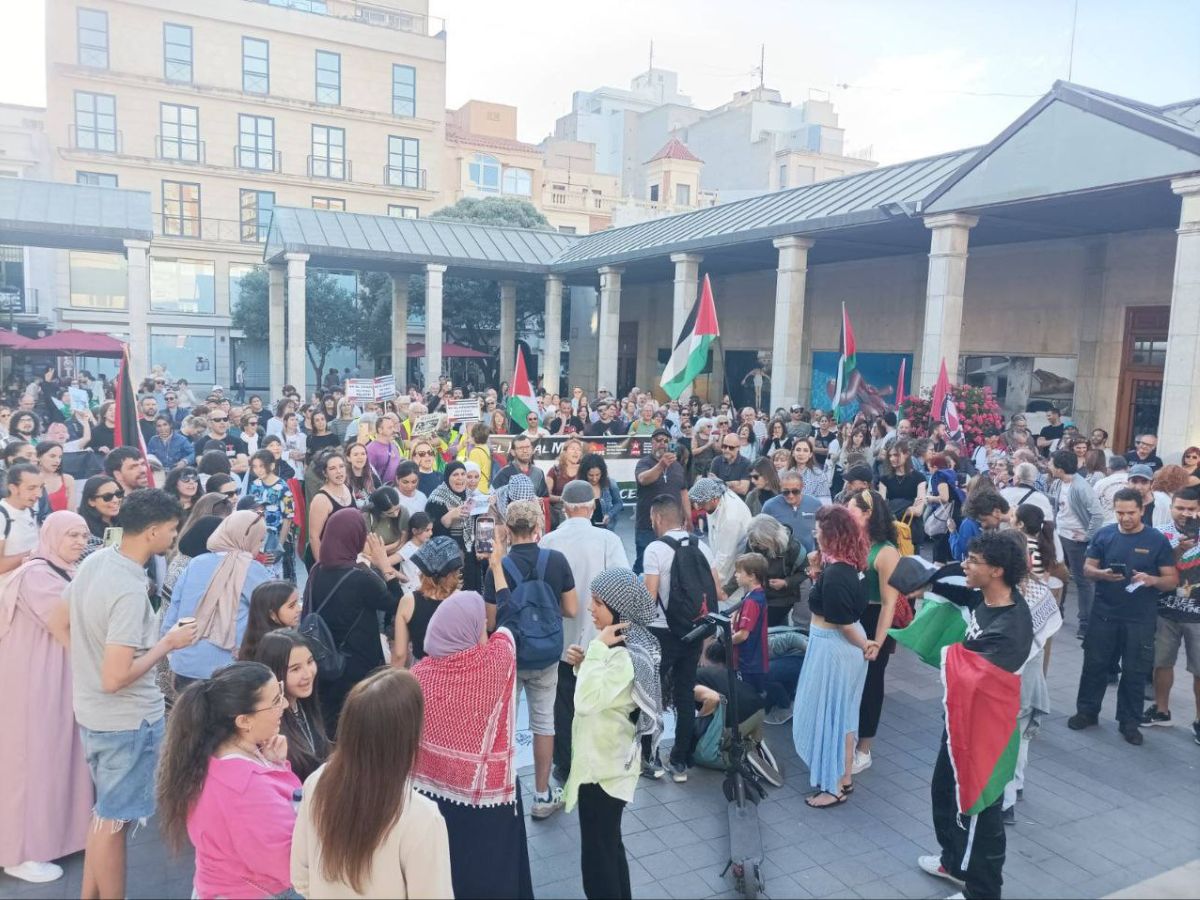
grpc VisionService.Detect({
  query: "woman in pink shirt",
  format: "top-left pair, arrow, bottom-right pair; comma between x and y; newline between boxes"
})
157,661 -> 301,899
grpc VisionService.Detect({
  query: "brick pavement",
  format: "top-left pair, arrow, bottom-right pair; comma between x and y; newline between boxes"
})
3,526 -> 1198,899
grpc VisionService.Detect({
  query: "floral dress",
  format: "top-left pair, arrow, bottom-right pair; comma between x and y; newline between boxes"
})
249,477 -> 295,579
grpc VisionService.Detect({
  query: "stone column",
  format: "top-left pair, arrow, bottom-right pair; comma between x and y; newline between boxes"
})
543,274 -> 563,396
123,240 -> 150,380
268,264 -> 285,400
669,252 -> 702,402
391,274 -> 409,390
1158,175 -> 1200,450
425,263 -> 446,388
597,265 -> 623,395
285,252 -> 309,392
498,280 -> 517,386
769,236 -> 815,412
919,213 -> 978,392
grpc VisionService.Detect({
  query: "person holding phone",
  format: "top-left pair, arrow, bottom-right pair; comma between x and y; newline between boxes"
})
1072,487 -> 1178,745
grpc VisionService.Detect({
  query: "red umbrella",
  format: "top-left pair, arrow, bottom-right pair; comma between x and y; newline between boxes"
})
0,329 -> 31,349
25,329 -> 126,358
406,341 -> 489,359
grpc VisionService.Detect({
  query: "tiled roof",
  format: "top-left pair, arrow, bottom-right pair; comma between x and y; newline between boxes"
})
445,124 -> 541,156
647,136 -> 702,163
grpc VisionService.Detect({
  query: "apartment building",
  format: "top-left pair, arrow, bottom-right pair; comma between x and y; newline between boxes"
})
0,104 -> 56,335
44,0 -> 448,388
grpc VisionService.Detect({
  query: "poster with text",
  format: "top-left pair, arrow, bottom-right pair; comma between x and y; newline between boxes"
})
959,355 -> 1077,422
809,351 -> 912,419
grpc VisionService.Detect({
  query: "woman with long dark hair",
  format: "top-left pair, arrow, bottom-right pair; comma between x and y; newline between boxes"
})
846,489 -> 901,775
291,668 -> 453,898
254,629 -> 330,782
306,410 -> 339,460
344,441 -> 381,510
791,505 -> 873,807
163,466 -> 201,518
760,418 -> 792,457
791,436 -> 831,503
156,662 -> 299,899
745,457 -> 781,516
238,580 -> 301,661
305,450 -> 352,565
580,452 -> 623,530
77,474 -> 123,557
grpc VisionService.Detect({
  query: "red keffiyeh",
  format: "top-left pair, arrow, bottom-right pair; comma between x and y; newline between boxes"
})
411,629 -> 518,807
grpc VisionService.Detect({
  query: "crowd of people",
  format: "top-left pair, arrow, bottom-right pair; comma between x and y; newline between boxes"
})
0,364 -> 1196,900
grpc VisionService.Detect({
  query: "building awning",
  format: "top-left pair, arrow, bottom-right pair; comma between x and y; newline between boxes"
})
0,329 -> 33,350
26,329 -> 126,357
407,341 -> 489,359
0,179 -> 152,252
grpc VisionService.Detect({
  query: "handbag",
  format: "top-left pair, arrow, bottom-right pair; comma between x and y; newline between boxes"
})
891,594 -> 915,630
300,568 -> 364,683
924,501 -> 954,537
893,511 -> 916,557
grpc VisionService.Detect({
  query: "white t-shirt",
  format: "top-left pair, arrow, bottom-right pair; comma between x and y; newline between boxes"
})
0,498 -> 40,587
642,528 -> 716,630
397,490 -> 427,518
1054,486 -> 1086,543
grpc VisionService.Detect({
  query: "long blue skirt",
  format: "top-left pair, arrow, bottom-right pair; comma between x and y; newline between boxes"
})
792,623 -> 869,794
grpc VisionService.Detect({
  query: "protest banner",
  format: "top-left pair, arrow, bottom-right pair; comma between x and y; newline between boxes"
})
447,398 -> 481,424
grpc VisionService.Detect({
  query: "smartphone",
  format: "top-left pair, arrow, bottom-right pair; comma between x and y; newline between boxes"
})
1108,563 -> 1128,577
475,516 -> 495,554
102,526 -> 123,548
1182,517 -> 1200,539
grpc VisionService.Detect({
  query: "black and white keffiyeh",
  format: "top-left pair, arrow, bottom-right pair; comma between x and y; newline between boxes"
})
688,476 -> 726,504
589,567 -> 663,762
494,473 -> 537,519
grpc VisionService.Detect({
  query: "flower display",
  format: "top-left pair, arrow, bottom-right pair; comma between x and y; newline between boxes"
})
899,383 -> 1005,451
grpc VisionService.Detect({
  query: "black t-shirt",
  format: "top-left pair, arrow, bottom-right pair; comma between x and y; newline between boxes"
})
1038,423 -> 1065,456
808,562 -> 867,624
194,432 -> 248,458
548,416 -> 586,435
308,565 -> 403,680
1123,450 -> 1164,472
634,456 -> 687,530
931,574 -> 1035,673
881,471 -> 924,504
586,418 -> 628,437
1086,524 -> 1176,624
482,542 -> 575,605
695,666 -> 764,725
709,454 -> 752,486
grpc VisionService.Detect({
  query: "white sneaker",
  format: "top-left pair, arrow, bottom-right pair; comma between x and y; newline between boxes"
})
947,893 -> 965,899
851,749 -> 873,774
3,861 -> 63,883
530,786 -> 564,820
917,855 -> 965,886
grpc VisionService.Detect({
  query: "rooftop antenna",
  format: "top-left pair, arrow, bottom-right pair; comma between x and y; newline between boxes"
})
648,39 -> 654,72
1067,0 -> 1079,80
759,44 -> 765,89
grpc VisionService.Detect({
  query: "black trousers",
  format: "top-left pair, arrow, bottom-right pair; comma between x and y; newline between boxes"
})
858,609 -> 894,741
766,604 -> 793,627
578,783 -> 631,899
1075,612 -> 1155,728
553,661 -> 577,778
931,730 -> 1006,899
643,626 -> 702,766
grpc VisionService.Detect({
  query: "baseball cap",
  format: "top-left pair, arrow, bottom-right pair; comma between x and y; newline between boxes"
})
1128,464 -> 1154,481
790,404 -> 803,412
651,427 -> 672,440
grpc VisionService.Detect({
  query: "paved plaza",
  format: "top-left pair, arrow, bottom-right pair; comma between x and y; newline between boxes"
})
2,525 -> 1198,900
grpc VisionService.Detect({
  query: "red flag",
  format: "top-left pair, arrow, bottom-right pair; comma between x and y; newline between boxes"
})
929,358 -> 959,437
896,358 -> 907,409
113,348 -> 154,486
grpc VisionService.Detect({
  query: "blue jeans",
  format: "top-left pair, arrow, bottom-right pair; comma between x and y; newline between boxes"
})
633,528 -> 656,574
1061,537 -> 1094,634
80,717 -> 165,823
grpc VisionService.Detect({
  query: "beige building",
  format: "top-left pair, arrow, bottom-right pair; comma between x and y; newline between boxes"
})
43,0 -> 448,387
0,104 -> 57,332
540,138 -> 621,234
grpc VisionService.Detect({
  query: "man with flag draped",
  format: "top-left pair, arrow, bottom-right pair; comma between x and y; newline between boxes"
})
887,534 -> 1034,899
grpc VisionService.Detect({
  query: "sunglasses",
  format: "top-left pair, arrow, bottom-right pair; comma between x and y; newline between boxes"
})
248,419 -> 259,426
165,395 -> 176,401
723,443 -> 740,450
781,488 -> 802,496
219,488 -> 238,497
179,473 -> 198,482
414,450 -> 432,457
96,490 -> 124,502
210,416 -> 228,422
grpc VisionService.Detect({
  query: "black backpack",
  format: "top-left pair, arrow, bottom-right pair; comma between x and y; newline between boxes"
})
658,535 -> 716,639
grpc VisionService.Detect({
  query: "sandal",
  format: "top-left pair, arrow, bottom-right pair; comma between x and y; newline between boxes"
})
840,782 -> 854,795
805,790 -> 848,809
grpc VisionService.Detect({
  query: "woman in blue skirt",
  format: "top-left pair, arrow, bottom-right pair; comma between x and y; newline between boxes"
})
792,504 -> 877,808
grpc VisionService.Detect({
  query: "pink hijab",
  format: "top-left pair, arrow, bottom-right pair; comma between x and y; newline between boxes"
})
193,510 -> 268,651
0,510 -> 87,641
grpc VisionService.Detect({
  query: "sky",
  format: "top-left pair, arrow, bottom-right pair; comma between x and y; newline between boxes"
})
3,0 -> 1198,164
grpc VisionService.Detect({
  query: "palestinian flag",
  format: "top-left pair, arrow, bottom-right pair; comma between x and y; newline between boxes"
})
889,594 -> 970,668
833,304 -> 856,422
660,274 -> 719,400
113,347 -> 155,486
942,643 -> 1021,815
505,347 -> 537,426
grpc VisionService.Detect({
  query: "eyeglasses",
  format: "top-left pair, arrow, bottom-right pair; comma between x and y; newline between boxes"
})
96,490 -> 124,502
1136,441 -> 1156,448
780,488 -> 802,496
248,419 -> 259,426
251,681 -> 287,712
164,396 -> 176,401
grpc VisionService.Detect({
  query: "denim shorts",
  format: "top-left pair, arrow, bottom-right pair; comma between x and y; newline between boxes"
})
80,717 -> 165,824
517,663 -> 559,736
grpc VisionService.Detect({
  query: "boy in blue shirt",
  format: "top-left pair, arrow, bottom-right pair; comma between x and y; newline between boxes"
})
732,552 -> 770,693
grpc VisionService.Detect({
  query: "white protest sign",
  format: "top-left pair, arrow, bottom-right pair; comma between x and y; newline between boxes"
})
68,387 -> 90,412
345,379 -> 375,402
411,414 -> 442,437
373,374 -> 396,401
448,398 -> 481,424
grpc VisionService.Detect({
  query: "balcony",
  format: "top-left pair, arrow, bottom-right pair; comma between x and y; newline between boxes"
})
234,145 -> 283,173
0,286 -> 29,315
307,156 -> 352,181
244,0 -> 445,36
69,125 -> 122,154
383,166 -> 426,190
156,136 -> 207,164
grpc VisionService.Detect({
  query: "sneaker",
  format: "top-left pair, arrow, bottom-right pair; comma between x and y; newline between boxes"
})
1016,788 -> 1024,801
641,757 -> 664,779
917,855 -> 965,886
668,759 -> 688,783
3,861 -> 63,884
1142,705 -> 1172,727
851,749 -> 873,775
530,787 -> 564,820
1120,726 -> 1144,746
1193,721 -> 1200,746
763,706 -> 793,726
947,893 -> 966,899
1002,805 -> 1016,826
1067,713 -> 1098,730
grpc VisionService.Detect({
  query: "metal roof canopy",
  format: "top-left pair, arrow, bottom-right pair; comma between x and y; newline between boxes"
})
0,178 -> 152,251
264,208 -> 576,279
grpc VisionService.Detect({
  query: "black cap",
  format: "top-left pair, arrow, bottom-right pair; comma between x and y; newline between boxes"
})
651,428 -> 672,440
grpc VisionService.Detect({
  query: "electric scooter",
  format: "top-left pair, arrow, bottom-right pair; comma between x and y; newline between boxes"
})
685,609 -> 767,899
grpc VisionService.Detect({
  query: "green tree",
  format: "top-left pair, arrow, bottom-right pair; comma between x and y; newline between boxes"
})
231,268 -> 360,384
429,196 -> 552,230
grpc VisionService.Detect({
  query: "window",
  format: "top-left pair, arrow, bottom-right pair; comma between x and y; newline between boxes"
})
312,196 -> 345,211
151,331 -> 216,380
315,50 -> 340,105
502,167 -> 532,197
76,171 -> 118,187
310,125 -> 345,179
238,115 -> 275,170
468,154 -> 500,193
69,252 -> 126,309
778,164 -> 787,189
649,184 -> 659,202
74,92 -> 117,152
392,65 -> 416,117
159,104 -> 200,161
387,205 -> 419,219
77,8 -> 108,68
161,181 -> 201,238
557,225 -> 577,235
242,37 -> 269,94
240,189 -> 275,242
163,23 -> 193,82
229,263 -> 261,312
675,183 -> 691,206
386,136 -> 420,188
150,258 -> 215,314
